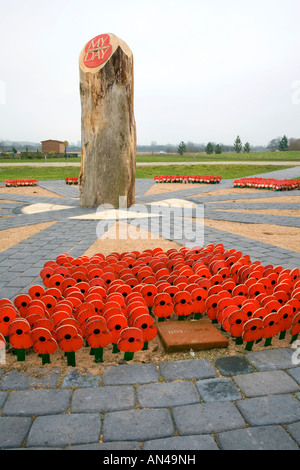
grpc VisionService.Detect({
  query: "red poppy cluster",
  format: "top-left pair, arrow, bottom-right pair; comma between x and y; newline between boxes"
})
0,244 -> 299,365
154,175 -> 222,184
233,177 -> 300,191
65,177 -> 79,185
4,179 -> 38,187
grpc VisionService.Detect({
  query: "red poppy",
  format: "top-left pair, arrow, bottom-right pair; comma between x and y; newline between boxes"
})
32,317 -> 55,333
101,271 -> 116,289
291,268 -> 300,285
48,274 -> 64,292
191,287 -> 207,319
60,277 -> 77,293
117,327 -> 144,360
228,309 -> 248,342
286,298 -> 300,316
51,310 -> 72,327
216,299 -> 236,324
232,284 -> 248,298
264,299 -> 281,314
28,285 -> 45,299
44,287 -> 63,302
88,277 -> 105,288
55,324 -> 83,366
207,284 -> 223,296
114,283 -> 132,300
106,314 -> 127,344
163,285 -> 179,301
221,306 -> 240,332
209,274 -> 224,286
231,295 -> 247,309
273,290 -> 289,305
242,299 -> 260,319
14,294 -> 32,315
262,313 -> 280,345
173,291 -> 193,319
84,298 -> 104,316
128,305 -> 149,325
248,282 -> 266,298
133,313 -> 157,347
87,267 -> 104,281
277,305 -> 294,339
8,318 -> 33,360
126,292 -> 146,305
31,327 -> 57,364
242,318 -> 263,349
85,317 -> 112,359
0,299 -> 13,308
40,295 -> 57,315
140,284 -> 157,308
0,305 -> 17,338
196,278 -> 212,291
206,292 -> 230,321
40,267 -> 55,287
87,285 -> 106,299
291,312 -> 300,342
53,301 -> 73,315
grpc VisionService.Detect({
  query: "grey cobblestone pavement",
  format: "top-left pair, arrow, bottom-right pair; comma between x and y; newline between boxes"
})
0,167 -> 300,451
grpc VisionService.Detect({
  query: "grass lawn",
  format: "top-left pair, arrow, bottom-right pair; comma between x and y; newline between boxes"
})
136,151 -> 300,162
0,166 -> 80,182
135,164 -> 292,180
0,164 -> 293,183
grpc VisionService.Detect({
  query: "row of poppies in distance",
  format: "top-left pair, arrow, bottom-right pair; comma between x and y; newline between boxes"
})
0,244 -> 300,367
154,175 -> 222,184
65,177 -> 79,185
4,179 -> 38,187
233,177 -> 300,191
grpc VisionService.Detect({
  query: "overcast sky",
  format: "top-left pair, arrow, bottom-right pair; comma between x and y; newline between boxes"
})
0,0 -> 299,147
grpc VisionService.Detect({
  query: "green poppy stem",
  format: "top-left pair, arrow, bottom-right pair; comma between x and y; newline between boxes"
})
279,330 -> 286,340
41,354 -> 51,365
178,315 -> 185,321
112,343 -> 120,353
124,351 -> 134,361
235,337 -> 243,345
291,334 -> 298,344
66,351 -> 76,367
193,313 -> 201,320
157,317 -> 165,322
245,341 -> 254,351
94,348 -> 103,363
16,349 -> 26,361
142,342 -> 148,351
264,337 -> 272,347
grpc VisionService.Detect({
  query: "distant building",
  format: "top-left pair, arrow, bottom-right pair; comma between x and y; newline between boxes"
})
41,140 -> 65,154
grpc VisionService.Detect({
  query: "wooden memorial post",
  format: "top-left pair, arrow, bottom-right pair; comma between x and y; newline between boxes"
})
78,33 -> 136,208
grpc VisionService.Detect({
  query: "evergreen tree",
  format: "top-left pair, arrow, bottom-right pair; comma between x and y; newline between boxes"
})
205,142 -> 214,154
215,144 -> 222,154
278,135 -> 289,151
234,135 -> 242,153
178,141 -> 186,155
243,142 -> 250,153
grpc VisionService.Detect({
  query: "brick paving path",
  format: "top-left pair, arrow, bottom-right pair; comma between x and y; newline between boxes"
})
0,167 -> 300,450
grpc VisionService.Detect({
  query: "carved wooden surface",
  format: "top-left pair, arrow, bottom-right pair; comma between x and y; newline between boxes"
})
79,33 -> 136,208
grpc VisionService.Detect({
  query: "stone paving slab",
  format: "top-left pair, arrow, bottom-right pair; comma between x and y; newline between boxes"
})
26,413 -> 101,448
102,408 -> 175,442
217,425 -> 300,450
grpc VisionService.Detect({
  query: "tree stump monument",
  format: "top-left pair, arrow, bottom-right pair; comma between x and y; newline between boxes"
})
79,33 -> 136,208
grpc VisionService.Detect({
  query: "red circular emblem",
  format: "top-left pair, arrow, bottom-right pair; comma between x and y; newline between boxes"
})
83,34 -> 112,68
